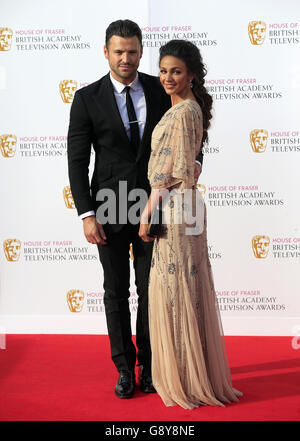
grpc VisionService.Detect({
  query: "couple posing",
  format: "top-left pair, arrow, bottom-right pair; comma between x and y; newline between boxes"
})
67,19 -> 242,409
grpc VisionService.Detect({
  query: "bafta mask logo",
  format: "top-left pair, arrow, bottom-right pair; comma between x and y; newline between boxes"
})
0,27 -> 13,51
63,186 -> 75,209
197,184 -> 206,198
67,289 -> 85,313
0,134 -> 17,158
252,235 -> 270,259
248,21 -> 267,45
250,129 -> 268,153
59,80 -> 78,103
3,239 -> 21,262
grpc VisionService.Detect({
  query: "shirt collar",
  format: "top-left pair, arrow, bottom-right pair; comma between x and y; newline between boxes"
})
109,72 -> 142,93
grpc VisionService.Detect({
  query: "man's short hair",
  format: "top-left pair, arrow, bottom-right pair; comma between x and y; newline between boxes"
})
105,19 -> 142,47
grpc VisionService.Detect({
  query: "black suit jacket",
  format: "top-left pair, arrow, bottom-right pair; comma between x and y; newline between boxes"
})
67,72 -> 203,231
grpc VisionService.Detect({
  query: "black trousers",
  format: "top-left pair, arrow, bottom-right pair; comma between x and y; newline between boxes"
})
97,223 -> 153,374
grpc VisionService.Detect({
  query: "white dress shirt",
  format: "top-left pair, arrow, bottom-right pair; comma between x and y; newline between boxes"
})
110,73 -> 146,141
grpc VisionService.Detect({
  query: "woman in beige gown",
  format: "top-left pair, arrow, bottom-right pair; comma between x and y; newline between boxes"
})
139,40 -> 242,409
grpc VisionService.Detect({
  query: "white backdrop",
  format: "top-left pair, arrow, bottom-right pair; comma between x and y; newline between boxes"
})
1,0 -> 300,336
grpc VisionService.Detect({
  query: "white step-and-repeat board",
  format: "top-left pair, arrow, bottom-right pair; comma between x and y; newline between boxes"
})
1,0 -> 299,336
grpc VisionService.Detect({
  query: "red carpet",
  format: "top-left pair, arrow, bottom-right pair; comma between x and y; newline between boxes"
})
0,335 -> 299,421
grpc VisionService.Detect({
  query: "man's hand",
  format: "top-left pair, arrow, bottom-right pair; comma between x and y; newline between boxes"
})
83,215 -> 107,245
194,162 -> 202,184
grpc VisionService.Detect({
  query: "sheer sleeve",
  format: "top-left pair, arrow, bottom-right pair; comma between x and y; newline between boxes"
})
148,102 -> 203,190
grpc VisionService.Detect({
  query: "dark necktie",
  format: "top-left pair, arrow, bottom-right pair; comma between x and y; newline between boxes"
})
124,86 -> 140,153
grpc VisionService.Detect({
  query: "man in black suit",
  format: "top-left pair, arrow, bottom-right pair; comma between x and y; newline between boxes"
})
67,19 -> 203,399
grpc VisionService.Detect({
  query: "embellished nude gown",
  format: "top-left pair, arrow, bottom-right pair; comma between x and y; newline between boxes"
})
147,99 -> 242,409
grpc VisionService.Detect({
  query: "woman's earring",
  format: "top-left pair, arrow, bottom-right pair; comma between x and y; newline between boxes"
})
190,80 -> 194,89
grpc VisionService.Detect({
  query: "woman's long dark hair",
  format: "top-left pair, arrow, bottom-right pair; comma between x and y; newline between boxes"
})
159,39 -> 213,146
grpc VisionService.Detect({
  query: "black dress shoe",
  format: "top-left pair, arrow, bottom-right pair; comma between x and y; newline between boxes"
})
115,370 -> 135,399
138,365 -> 156,393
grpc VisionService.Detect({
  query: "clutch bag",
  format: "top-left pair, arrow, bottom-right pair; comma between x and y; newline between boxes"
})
147,205 -> 163,237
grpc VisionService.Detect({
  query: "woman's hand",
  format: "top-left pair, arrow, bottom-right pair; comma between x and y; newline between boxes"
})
139,220 -> 155,242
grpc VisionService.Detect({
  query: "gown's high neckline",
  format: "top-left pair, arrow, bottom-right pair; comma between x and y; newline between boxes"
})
170,98 -> 199,109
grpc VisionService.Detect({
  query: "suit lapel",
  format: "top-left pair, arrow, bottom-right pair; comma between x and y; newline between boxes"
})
137,73 -> 158,162
93,73 -> 137,161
